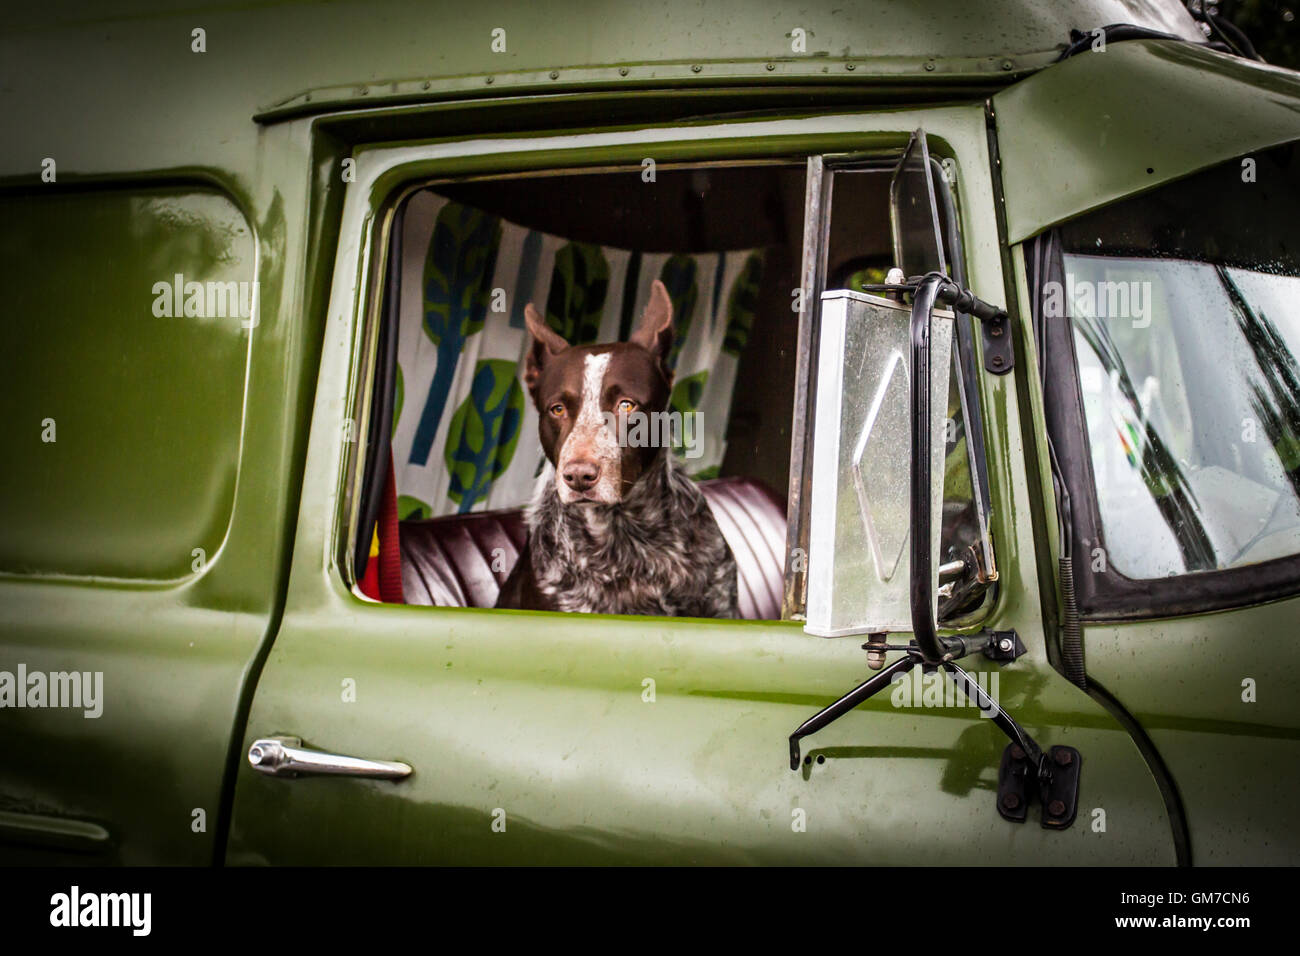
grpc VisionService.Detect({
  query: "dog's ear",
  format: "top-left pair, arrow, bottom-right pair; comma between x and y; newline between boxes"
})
629,279 -> 674,377
524,302 -> 569,390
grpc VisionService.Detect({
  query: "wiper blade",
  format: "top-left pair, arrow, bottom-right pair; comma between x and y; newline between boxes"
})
1073,314 -> 1218,571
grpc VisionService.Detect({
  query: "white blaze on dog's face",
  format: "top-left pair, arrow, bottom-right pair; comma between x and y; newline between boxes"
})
523,280 -> 675,505
557,352 -> 620,503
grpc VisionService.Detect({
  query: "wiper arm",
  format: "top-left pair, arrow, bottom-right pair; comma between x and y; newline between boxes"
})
1216,265 -> 1300,501
1073,315 -> 1217,571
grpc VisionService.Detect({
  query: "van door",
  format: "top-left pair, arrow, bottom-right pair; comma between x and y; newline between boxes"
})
995,38 -> 1300,863
0,183 -> 300,864
227,108 -> 1174,864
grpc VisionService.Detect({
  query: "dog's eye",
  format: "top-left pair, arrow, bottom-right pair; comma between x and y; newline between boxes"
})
617,399 -> 637,413
549,402 -> 566,418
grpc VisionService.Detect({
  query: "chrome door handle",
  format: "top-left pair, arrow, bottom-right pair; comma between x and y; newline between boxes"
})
247,736 -> 412,780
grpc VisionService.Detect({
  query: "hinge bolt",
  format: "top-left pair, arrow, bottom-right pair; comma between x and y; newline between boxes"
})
1001,792 -> 1021,810
1054,749 -> 1074,767
1048,799 -> 1066,817
1010,744 -> 1025,760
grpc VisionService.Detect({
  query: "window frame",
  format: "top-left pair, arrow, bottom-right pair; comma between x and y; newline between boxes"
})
341,159 -> 809,603
325,113 -> 1000,624
1031,230 -> 1300,622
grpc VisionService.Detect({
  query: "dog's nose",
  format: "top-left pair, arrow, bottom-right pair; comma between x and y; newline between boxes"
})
562,460 -> 601,492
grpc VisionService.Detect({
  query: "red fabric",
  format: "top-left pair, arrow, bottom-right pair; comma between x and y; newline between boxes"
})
358,448 -> 404,604
359,544 -> 381,600
377,449 -> 404,604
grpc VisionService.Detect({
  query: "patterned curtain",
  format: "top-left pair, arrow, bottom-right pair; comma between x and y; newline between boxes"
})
391,190 -> 763,519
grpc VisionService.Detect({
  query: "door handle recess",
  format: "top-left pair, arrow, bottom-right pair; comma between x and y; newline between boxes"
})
247,736 -> 412,780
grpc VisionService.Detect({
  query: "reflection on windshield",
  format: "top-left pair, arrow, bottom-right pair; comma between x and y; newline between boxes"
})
1219,268 -> 1300,500
1065,254 -> 1300,579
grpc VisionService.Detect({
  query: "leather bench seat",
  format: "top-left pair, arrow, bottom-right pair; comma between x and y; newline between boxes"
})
399,476 -> 788,619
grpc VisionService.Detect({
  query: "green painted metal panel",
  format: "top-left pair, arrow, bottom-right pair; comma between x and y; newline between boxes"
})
993,40 -> 1300,243
0,187 -> 253,579
0,2 -> 1203,179
229,609 -> 1173,865
1083,598 -> 1300,864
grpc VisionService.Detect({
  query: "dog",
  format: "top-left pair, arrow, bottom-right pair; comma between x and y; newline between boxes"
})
495,279 -> 739,618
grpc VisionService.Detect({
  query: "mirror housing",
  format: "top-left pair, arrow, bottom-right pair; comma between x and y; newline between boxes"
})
804,289 -> 952,640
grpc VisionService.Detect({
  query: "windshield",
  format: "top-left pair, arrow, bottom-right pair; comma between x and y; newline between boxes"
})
1055,140 -> 1300,584
1064,254 -> 1300,579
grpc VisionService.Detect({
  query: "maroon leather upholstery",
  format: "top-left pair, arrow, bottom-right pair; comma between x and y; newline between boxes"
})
399,477 -> 788,619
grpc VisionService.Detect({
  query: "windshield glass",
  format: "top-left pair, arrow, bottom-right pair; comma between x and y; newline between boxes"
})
1064,254 -> 1300,579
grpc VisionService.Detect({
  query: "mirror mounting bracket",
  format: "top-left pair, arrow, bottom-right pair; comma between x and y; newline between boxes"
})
786,636 -> 1082,829
998,741 -> 1082,829
863,273 -> 1014,375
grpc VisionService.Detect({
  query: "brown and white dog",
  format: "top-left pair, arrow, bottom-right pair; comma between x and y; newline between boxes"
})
495,279 -> 739,617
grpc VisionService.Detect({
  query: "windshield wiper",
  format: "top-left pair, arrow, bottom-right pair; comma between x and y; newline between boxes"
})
1217,266 -> 1300,502
1073,314 -> 1218,572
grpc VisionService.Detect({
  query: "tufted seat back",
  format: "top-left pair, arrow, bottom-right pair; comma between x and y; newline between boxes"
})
399,476 -> 787,619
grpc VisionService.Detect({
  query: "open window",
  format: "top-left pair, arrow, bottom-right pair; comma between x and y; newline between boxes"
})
349,137 -> 995,625
353,163 -> 806,619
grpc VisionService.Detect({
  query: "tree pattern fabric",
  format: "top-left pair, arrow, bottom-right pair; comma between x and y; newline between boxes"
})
391,190 -> 763,519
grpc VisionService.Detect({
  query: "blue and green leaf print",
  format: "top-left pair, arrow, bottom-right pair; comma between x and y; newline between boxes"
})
723,252 -> 764,356
508,230 -> 543,330
669,369 -> 708,416
545,242 -> 608,346
659,255 -> 698,370
408,202 -> 502,466
669,369 -> 708,460
444,359 -> 525,513
397,495 -> 431,522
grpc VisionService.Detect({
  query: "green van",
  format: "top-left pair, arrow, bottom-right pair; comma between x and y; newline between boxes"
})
2,0 -> 1299,866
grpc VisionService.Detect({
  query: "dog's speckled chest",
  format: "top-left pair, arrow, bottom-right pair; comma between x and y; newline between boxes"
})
526,454 -> 739,617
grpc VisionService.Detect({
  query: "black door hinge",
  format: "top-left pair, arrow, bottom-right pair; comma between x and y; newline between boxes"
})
998,743 -> 1082,829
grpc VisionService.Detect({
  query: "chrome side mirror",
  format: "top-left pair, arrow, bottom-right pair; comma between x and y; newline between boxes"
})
804,289 -> 952,640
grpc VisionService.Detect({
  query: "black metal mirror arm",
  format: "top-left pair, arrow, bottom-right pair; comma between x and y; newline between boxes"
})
788,654 -> 916,770
902,272 -> 1009,663
785,641 -> 1048,772
909,274 -> 949,665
